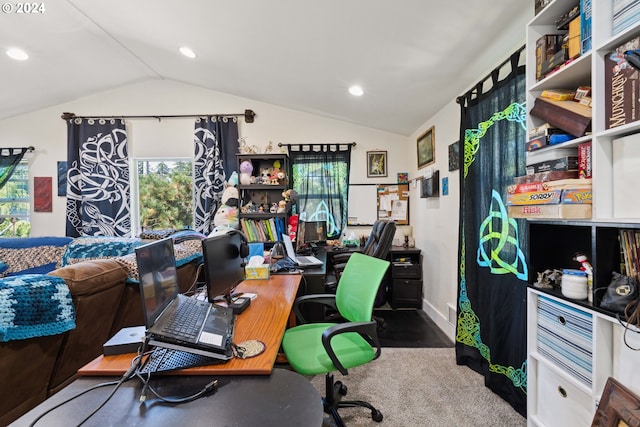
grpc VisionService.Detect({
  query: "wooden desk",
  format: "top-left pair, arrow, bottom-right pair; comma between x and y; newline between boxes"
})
78,274 -> 301,377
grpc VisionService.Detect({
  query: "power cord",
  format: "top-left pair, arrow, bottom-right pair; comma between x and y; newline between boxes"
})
136,371 -> 218,404
28,360 -> 139,427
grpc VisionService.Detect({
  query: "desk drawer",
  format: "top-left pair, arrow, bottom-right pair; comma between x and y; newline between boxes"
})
390,279 -> 422,308
536,295 -> 593,387
391,263 -> 421,279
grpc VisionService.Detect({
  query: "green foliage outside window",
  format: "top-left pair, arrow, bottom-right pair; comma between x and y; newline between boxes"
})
0,162 -> 30,237
138,160 -> 193,230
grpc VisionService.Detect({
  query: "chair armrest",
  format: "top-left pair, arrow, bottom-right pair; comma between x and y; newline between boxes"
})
331,253 -> 355,264
321,321 -> 381,375
292,294 -> 338,324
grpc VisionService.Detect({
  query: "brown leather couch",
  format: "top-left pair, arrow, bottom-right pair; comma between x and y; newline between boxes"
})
0,257 -> 200,425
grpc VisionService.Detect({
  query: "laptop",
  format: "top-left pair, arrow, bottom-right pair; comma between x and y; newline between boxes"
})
135,238 -> 235,360
281,234 -> 323,267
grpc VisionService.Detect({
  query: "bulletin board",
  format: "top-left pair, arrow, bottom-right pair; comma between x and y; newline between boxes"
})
377,184 -> 410,225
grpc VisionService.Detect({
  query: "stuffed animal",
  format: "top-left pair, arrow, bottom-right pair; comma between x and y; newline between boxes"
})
259,167 -> 271,184
271,160 -> 282,185
227,171 -> 238,187
212,185 -> 239,230
277,200 -> 287,213
239,160 -> 253,185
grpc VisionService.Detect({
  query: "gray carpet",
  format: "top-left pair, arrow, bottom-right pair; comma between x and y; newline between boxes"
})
305,347 -> 526,426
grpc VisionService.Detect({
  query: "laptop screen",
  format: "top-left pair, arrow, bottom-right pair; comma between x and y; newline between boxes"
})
135,238 -> 180,328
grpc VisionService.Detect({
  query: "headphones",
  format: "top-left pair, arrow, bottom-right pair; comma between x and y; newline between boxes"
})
209,227 -> 250,259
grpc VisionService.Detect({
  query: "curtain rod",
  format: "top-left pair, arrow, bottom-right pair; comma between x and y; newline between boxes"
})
60,109 -> 256,123
456,44 -> 525,104
278,142 -> 356,147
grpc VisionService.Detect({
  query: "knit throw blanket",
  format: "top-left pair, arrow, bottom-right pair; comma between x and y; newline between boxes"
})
0,274 -> 76,342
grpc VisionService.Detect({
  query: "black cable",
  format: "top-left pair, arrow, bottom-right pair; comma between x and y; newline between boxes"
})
27,362 -> 139,427
136,372 -> 218,404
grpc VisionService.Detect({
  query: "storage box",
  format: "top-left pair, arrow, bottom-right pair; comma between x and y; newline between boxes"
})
245,264 -> 270,280
568,17 -> 581,59
561,188 -> 592,204
507,189 -> 562,206
604,35 -> 640,129
578,141 -> 592,178
526,156 -> 579,174
507,204 -> 591,219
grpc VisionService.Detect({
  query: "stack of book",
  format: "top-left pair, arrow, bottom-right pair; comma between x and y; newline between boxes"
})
239,217 -> 286,243
613,0 -> 640,35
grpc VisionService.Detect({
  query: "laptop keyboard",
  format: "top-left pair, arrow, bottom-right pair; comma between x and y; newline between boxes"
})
161,298 -> 208,339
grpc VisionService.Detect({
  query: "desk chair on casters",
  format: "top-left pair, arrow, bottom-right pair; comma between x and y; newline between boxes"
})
282,252 -> 390,426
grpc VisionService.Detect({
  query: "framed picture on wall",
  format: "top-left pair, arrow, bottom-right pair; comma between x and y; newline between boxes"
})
448,141 -> 460,171
367,150 -> 387,177
417,126 -> 435,169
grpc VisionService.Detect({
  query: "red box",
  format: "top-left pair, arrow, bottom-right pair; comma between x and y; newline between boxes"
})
578,141 -> 592,178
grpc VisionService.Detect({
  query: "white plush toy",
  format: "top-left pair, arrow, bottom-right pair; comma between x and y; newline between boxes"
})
239,160 -> 253,186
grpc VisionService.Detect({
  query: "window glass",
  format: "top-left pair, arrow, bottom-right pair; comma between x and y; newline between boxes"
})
136,160 -> 193,231
0,162 -> 30,237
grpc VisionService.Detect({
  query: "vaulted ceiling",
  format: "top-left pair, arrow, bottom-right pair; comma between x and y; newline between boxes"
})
0,0 -> 531,135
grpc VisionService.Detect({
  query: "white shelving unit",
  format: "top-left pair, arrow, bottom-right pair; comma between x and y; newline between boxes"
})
526,1 -> 640,426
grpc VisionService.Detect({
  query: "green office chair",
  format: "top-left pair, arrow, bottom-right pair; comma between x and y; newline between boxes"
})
282,252 -> 390,426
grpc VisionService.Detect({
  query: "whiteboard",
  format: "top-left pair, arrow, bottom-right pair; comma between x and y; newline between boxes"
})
347,184 -> 377,225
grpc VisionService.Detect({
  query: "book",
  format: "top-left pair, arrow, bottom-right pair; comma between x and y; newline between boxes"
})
604,34 -> 640,129
578,141 -> 592,178
526,156 -> 579,175
529,97 -> 592,137
580,0 -> 592,54
536,34 -> 564,81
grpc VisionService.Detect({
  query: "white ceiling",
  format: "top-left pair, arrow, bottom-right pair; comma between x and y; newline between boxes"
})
0,0 -> 531,136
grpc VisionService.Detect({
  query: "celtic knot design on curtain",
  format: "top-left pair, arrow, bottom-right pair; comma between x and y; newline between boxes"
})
193,116 -> 239,235
65,118 -> 130,237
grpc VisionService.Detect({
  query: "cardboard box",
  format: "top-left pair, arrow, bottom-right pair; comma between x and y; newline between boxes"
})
514,170 -> 578,184
578,141 -> 592,178
561,188 -> 592,204
526,156 -> 579,174
568,17 -> 581,59
507,204 -> 591,219
604,34 -> 640,129
507,189 -> 562,206
245,264 -> 270,280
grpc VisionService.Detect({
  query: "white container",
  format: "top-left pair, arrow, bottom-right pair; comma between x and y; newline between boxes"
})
561,269 -> 588,300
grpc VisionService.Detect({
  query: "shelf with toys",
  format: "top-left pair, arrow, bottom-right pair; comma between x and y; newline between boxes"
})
236,153 -> 291,244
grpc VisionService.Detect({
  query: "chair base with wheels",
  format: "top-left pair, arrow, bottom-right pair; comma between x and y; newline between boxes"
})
282,253 -> 390,426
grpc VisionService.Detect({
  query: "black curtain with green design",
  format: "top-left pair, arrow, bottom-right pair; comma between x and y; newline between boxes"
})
0,148 -> 29,190
455,48 -> 528,416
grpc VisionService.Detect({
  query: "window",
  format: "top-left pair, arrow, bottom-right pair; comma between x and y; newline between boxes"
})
0,161 -> 29,237
134,159 -> 193,233
289,147 -> 351,239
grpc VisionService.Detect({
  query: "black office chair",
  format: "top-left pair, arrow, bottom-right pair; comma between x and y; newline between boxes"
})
326,220 -> 396,325
329,219 -> 396,287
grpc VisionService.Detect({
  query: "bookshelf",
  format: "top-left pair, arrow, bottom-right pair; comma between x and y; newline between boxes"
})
526,1 -> 640,426
236,153 -> 289,245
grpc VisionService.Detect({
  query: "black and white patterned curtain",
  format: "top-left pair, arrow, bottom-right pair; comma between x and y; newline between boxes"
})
65,118 -> 130,237
193,116 -> 239,235
0,147 -> 29,190
455,48 -> 528,416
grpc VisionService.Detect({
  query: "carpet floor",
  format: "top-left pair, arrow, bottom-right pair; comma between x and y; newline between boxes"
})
373,308 -> 454,348
305,347 -> 526,427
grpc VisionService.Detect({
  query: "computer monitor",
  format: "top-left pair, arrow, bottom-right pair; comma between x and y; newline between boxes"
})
202,231 -> 245,304
296,220 -> 327,252
135,238 -> 180,329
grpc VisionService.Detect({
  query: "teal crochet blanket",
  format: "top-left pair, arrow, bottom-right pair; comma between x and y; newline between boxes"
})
0,274 -> 76,342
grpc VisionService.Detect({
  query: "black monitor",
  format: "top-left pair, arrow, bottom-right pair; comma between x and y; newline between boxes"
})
296,220 -> 327,252
202,231 -> 245,304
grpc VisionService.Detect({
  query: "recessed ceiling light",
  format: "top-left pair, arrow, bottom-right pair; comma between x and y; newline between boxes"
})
6,48 -> 29,61
179,46 -> 196,59
349,85 -> 364,96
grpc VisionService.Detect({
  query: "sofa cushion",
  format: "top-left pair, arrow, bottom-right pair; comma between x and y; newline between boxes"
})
49,259 -> 129,296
